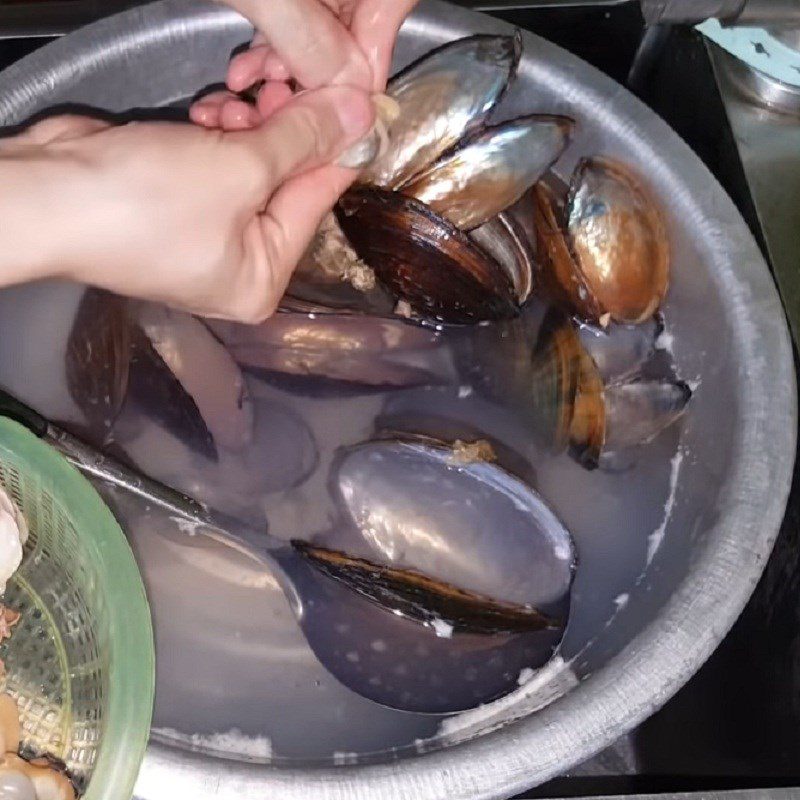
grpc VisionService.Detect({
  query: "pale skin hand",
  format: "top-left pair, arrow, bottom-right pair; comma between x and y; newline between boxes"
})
0,86 -> 373,323
192,0 -> 419,130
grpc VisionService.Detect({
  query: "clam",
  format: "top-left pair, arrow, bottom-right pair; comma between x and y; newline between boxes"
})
66,290 -> 254,460
402,115 -> 573,231
207,311 -> 457,394
133,303 -> 254,452
336,188 -> 520,324
362,34 -> 522,190
295,35 -> 573,325
470,311 -> 690,468
533,158 -> 669,325
326,438 -> 574,620
297,436 -> 575,712
65,289 -> 130,437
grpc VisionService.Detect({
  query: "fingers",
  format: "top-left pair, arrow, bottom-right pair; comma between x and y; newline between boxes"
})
255,164 -> 354,309
227,44 -> 291,92
220,0 -> 371,90
352,0 -> 419,89
190,84 -> 293,131
256,81 -> 294,119
239,84 -> 373,186
190,91 -> 262,129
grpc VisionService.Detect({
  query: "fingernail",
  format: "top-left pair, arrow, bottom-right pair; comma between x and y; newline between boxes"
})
336,92 -> 399,170
334,87 -> 374,141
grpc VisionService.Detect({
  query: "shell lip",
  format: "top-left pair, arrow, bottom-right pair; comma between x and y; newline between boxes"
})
336,187 -> 521,325
397,112 -> 576,201
290,540 -> 564,636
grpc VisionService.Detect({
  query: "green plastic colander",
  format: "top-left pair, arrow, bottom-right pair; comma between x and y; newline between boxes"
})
0,416 -> 155,799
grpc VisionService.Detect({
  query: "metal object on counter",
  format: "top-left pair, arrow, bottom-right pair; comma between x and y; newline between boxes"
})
698,19 -> 800,113
723,50 -> 800,114
707,42 -> 800,346
0,1 -> 793,799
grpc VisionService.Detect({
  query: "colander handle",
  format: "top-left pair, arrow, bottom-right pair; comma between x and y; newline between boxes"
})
0,387 -> 48,438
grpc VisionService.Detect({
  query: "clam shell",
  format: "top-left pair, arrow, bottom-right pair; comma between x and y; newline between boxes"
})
404,115 -> 573,231
361,34 -> 522,190
293,542 -> 558,635
65,289 -> 131,438
532,181 -> 604,320
207,312 -> 456,394
470,212 -> 535,304
567,157 -> 669,324
327,439 -> 576,620
134,304 -> 254,453
336,188 -> 518,324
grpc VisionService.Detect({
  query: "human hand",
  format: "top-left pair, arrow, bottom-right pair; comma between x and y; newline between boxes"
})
192,0 -> 418,131
0,86 -> 373,322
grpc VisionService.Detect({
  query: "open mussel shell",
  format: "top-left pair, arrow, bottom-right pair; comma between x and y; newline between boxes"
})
533,158 -> 669,325
65,289 -> 254,461
576,316 -> 662,384
362,33 -> 522,190
567,157 -> 669,324
470,211 -> 535,304
533,179 -> 604,321
404,115 -> 574,231
466,309 -> 580,453
293,542 -> 558,635
336,187 -> 519,324
207,312 -> 457,395
324,438 -> 576,630
66,288 -> 131,438
469,310 -> 689,468
134,303 -> 254,453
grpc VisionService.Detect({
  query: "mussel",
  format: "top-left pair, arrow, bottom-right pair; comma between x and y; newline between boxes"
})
470,310 -> 690,469
361,34 -> 522,190
295,435 -> 575,711
293,34 -> 573,325
401,114 -> 574,231
66,289 -> 254,459
533,158 -> 669,325
336,188 -> 520,324
206,310 -> 457,394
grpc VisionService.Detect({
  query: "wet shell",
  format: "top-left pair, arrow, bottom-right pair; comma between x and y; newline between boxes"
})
321,437 -> 576,633
404,115 -> 574,231
207,312 -> 456,394
293,542 -> 559,635
568,158 -> 669,324
65,289 -> 131,438
336,188 -> 518,324
470,212 -> 535,304
533,159 -> 669,325
532,181 -> 604,320
362,34 -> 521,189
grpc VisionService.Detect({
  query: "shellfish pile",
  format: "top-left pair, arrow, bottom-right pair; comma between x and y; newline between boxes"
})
64,34 -> 690,658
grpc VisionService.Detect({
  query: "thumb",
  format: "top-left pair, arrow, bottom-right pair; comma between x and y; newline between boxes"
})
239,85 -> 374,186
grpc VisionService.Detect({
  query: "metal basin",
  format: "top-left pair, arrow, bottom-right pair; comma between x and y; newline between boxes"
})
0,1 -> 794,798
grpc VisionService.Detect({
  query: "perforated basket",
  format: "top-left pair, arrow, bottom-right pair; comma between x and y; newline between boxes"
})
0,417 -> 154,799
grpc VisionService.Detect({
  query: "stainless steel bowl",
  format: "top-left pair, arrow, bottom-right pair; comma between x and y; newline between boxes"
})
0,2 -> 794,798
